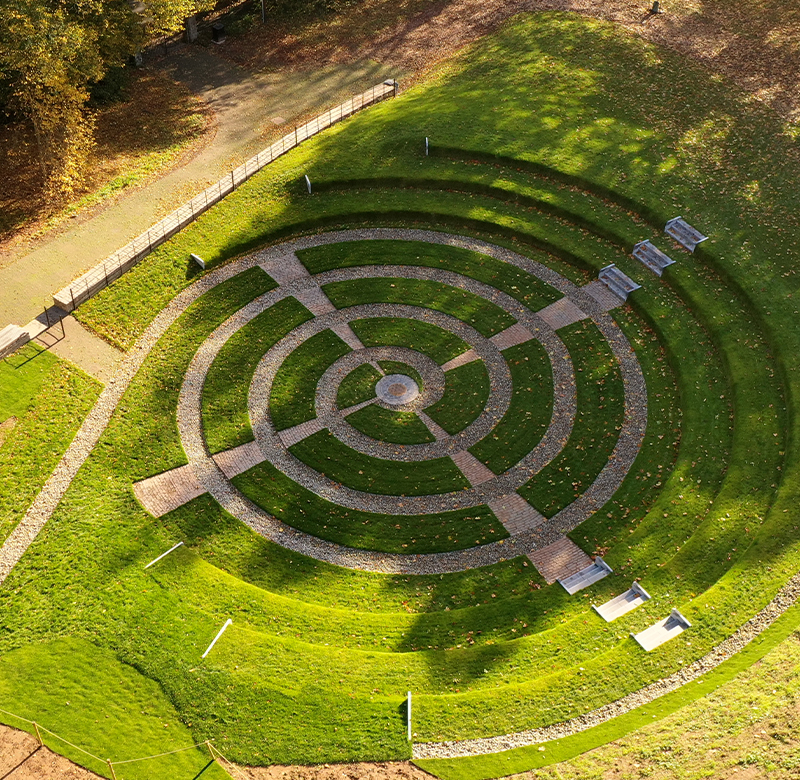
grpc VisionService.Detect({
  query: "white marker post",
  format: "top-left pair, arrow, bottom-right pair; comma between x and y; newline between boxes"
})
202,619 -> 232,659
424,137 -> 429,156
407,691 -> 412,741
144,541 -> 184,569
305,175 -> 312,194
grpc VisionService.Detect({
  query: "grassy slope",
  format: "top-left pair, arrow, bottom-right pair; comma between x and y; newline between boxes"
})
5,9 -> 800,772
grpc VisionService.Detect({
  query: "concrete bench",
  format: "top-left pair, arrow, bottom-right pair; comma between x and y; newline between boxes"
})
0,324 -> 30,361
598,264 -> 641,301
632,240 -> 675,276
631,608 -> 691,651
558,556 -> 613,595
665,217 -> 708,252
593,581 -> 651,622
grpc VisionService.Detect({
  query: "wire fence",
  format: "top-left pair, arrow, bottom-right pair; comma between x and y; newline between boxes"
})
0,705 -> 235,779
53,79 -> 398,313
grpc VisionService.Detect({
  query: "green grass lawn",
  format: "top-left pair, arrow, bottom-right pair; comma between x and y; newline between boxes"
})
3,8 -> 800,777
519,320 -> 624,516
233,459 -> 506,554
0,344 -> 59,421
322,277 -> 516,336
468,339 -> 552,474
346,404 -> 435,444
351,317 -> 470,365
270,329 -> 352,430
290,429 -> 470,495
0,359 -> 100,545
425,361 -> 491,435
337,363 -> 382,407
202,296 -> 312,453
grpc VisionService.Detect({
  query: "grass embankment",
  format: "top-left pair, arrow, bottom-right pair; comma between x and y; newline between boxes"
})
7,10 -> 799,773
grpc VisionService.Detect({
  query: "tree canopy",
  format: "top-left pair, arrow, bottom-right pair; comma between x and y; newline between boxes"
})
0,0 -> 214,199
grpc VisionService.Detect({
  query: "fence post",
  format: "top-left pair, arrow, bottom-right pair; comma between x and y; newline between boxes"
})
107,759 -> 118,780
33,721 -> 43,746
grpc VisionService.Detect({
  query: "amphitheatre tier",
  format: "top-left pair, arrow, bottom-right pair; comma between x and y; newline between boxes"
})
0,11 -> 797,780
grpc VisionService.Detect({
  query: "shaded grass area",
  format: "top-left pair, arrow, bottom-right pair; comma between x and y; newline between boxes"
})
351,317 -> 469,364
161,494 -> 532,614
426,361 -> 490,435
337,363 -> 381,407
0,344 -> 58,421
346,403 -> 435,444
233,459 -> 504,554
202,296 -> 312,454
0,360 -> 100,545
322,277 -> 516,336
270,328 -> 351,430
0,637 -> 226,780
290,429 -> 469,495
520,320 -> 624,517
469,340 -> 552,474
297,239 -> 562,313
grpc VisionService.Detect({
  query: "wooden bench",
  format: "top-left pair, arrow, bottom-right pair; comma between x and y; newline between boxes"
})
598,264 -> 641,301
632,240 -> 675,276
0,324 -> 29,361
665,216 -> 708,252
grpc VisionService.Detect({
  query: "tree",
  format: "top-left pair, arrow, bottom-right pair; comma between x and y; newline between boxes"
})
0,0 -> 213,201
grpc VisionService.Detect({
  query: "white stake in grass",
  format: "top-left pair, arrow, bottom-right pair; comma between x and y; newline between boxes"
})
305,174 -> 312,194
424,137 -> 429,156
144,541 -> 184,569
202,619 -> 232,659
407,690 -> 412,741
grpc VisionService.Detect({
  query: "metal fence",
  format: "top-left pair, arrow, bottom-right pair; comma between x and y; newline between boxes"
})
53,80 -> 398,313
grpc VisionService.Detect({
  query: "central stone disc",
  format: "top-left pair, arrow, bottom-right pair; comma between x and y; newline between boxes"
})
376,374 -> 419,406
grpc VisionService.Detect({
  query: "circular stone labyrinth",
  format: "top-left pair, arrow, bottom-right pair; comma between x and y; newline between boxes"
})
176,230 -> 647,574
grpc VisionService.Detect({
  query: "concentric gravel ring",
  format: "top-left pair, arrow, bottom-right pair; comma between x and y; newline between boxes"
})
176,230 -> 647,573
